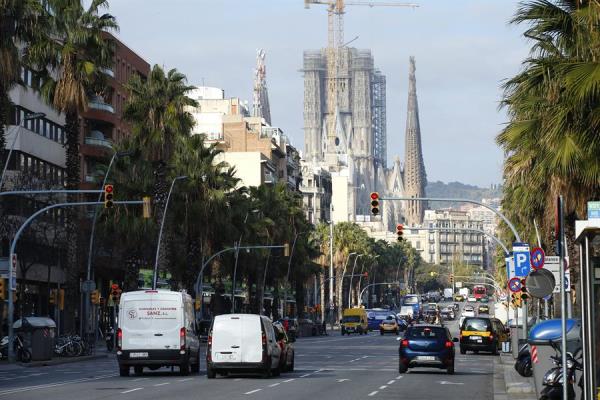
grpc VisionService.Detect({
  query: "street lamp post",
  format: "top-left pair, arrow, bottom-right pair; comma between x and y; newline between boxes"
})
231,209 -> 259,313
283,230 -> 307,318
329,201 -> 334,330
348,253 -> 362,308
152,175 -> 187,289
0,112 -> 46,190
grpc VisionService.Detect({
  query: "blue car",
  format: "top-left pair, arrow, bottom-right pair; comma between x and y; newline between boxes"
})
398,325 -> 457,374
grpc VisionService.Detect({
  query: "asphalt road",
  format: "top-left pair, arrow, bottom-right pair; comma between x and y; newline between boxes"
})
0,302 -> 496,400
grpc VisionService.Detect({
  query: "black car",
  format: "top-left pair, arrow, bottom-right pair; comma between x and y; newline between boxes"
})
398,325 -> 457,374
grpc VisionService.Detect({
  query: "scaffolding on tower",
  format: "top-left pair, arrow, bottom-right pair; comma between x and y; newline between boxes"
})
252,49 -> 272,125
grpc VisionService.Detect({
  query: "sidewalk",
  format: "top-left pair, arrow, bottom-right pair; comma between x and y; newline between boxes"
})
494,352 -> 536,400
0,342 -> 112,371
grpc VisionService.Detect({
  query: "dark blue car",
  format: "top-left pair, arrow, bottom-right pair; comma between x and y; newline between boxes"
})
398,325 -> 457,374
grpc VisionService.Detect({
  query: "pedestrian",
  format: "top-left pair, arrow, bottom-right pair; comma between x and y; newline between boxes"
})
322,319 -> 327,336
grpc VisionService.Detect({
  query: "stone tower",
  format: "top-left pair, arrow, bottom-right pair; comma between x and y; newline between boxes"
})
403,56 -> 427,226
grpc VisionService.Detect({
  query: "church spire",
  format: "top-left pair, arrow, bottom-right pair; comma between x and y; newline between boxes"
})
404,56 -> 427,225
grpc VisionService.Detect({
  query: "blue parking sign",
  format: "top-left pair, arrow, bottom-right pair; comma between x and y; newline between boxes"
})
513,242 -> 531,277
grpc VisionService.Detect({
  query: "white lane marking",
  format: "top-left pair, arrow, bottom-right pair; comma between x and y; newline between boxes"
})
0,374 -> 116,396
234,378 -> 242,381
153,382 -> 170,387
361,356 -> 369,359
387,380 -> 395,385
27,373 -> 48,377
132,378 -> 147,382
269,383 -> 280,387
395,375 -> 403,379
244,389 -> 262,395
368,391 -> 378,396
121,388 -> 143,394
299,369 -> 323,378
177,378 -> 194,382
282,378 -> 295,383
337,379 -> 350,383
438,381 -> 464,385
379,385 -> 387,390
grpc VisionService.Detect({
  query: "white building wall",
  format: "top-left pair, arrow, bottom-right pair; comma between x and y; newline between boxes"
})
216,152 -> 264,188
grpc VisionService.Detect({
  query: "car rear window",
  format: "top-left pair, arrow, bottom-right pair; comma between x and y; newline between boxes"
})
407,326 -> 447,339
343,316 -> 360,323
462,318 -> 491,331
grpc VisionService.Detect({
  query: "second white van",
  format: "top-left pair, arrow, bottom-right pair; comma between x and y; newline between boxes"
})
207,314 -> 281,378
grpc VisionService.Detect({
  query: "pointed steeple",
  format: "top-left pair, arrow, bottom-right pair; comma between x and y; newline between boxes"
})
403,56 -> 427,226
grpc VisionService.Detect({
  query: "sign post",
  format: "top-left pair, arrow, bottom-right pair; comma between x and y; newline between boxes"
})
513,242 -> 530,344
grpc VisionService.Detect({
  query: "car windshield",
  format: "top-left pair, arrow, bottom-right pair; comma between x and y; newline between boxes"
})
462,318 -> 491,331
404,296 -> 418,305
342,316 -> 360,323
407,327 -> 447,339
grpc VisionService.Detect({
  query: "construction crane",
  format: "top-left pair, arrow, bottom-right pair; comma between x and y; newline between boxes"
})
304,0 -> 418,160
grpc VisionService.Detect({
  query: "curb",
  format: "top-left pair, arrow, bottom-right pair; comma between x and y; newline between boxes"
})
494,355 -> 509,400
22,353 -> 110,368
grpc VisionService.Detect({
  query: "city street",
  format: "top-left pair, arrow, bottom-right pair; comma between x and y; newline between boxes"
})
0,305 -> 496,400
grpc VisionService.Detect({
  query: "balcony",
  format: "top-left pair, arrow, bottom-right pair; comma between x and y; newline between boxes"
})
99,67 -> 114,78
88,100 -> 114,113
84,135 -> 113,149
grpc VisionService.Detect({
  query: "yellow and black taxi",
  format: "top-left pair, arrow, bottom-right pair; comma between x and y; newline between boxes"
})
477,304 -> 490,315
459,317 -> 508,355
380,316 -> 400,335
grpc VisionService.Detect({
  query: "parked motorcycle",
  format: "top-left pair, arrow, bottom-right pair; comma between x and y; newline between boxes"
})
539,345 -> 583,400
0,335 -> 31,362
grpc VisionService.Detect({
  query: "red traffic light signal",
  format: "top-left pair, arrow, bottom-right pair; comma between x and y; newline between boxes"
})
396,224 -> 404,242
104,184 -> 114,208
363,272 -> 368,278
370,192 -> 380,215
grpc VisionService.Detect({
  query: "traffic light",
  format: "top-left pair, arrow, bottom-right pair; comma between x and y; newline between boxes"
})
450,274 -> 454,285
520,278 -> 529,301
58,289 -> 65,310
194,297 -> 201,311
370,192 -> 380,215
111,285 -> 122,304
104,184 -> 114,208
363,272 -> 368,278
91,290 -> 100,305
511,292 -> 522,308
283,243 -> 290,257
0,278 -> 5,300
396,223 -> 404,242
142,196 -> 152,219
49,289 -> 57,304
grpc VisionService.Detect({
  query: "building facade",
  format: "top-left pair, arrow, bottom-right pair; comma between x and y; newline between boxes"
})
404,209 -> 485,267
79,33 -> 150,189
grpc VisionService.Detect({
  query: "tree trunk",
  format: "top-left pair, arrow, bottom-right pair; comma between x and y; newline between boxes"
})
320,273 -> 325,322
152,161 -> 169,283
295,280 -> 305,319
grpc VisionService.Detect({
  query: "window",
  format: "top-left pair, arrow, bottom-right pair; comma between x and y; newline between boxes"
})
416,241 -> 421,249
407,326 -> 447,339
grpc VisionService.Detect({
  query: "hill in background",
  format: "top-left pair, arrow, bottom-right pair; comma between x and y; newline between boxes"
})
425,181 -> 502,209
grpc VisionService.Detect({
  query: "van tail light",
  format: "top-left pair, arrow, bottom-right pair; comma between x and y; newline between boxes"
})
401,339 -> 408,347
489,334 -> 494,341
180,327 -> 186,350
116,328 -> 122,350
445,340 -> 453,348
208,333 -> 212,346
261,331 -> 268,362
262,332 -> 267,347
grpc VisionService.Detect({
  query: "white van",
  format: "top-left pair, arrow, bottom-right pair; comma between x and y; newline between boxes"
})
207,314 -> 281,378
116,290 -> 200,377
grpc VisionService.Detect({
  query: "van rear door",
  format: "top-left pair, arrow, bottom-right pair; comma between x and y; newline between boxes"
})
241,316 -> 262,363
212,315 -> 243,363
121,293 -> 181,350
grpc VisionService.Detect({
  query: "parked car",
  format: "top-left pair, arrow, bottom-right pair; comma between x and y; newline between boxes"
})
273,322 -> 295,372
207,314 -> 282,378
116,290 -> 201,377
398,324 -> 457,374
459,316 -> 508,355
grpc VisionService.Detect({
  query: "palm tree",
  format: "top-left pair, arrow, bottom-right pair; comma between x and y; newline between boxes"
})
498,0 -> 600,280
123,65 -> 197,273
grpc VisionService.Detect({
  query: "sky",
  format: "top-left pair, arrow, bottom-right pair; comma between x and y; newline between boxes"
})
106,0 -> 531,188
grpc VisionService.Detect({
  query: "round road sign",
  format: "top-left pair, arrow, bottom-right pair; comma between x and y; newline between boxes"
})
508,277 -> 522,293
531,247 -> 545,270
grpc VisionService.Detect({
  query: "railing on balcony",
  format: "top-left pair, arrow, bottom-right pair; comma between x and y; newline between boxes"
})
88,100 -> 114,113
84,136 -> 113,149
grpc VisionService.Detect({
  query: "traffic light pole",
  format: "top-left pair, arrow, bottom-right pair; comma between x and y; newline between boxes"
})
379,196 -> 521,243
7,200 -> 142,362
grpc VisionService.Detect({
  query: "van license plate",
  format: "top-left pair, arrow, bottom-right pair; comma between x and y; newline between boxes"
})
130,352 -> 148,358
417,356 -> 435,361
